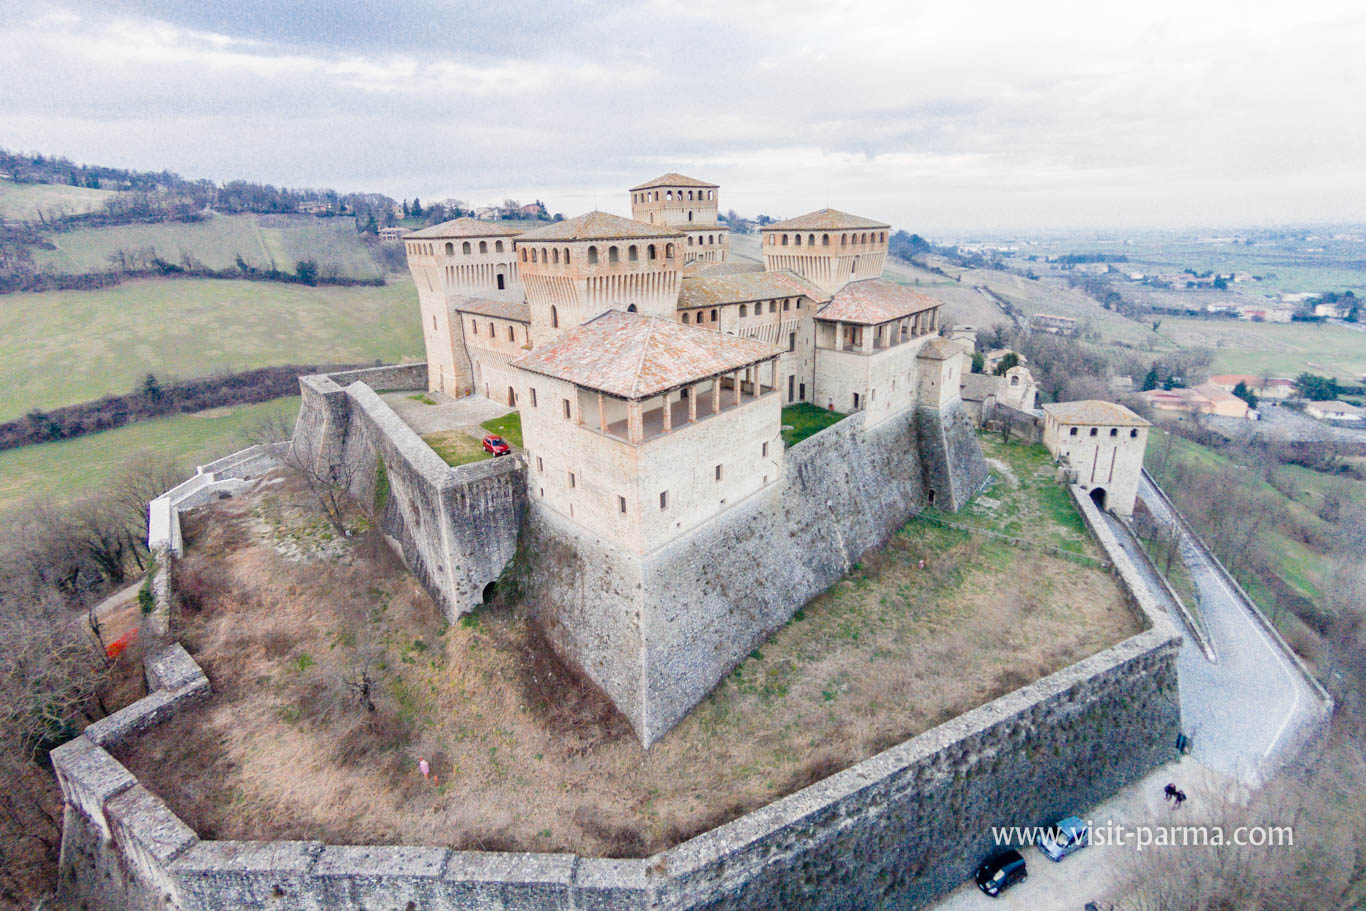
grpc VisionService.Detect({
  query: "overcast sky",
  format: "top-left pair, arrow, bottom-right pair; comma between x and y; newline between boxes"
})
3,0 -> 1364,235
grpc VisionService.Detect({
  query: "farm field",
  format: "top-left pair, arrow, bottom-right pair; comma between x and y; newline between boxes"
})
32,212 -> 383,280
0,176 -> 120,220
1155,317 -> 1366,381
0,277 -> 421,421
0,397 -> 300,514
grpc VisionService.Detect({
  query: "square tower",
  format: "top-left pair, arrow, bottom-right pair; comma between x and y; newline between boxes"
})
1042,401 -> 1151,516
514,212 -> 685,342
630,173 -> 729,264
761,209 -> 890,294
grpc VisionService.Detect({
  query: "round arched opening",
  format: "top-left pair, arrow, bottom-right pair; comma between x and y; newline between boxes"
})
626,304 -> 638,313
481,581 -> 498,605
1090,487 -> 1107,510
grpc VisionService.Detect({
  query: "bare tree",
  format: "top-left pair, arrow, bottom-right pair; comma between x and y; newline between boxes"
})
247,411 -> 360,536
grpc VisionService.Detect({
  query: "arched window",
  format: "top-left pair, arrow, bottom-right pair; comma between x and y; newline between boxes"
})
682,312 -> 690,324
795,234 -> 802,246
666,243 -> 675,258
627,304 -> 637,313
708,190 -> 714,200
608,246 -> 619,263
841,234 -> 847,246
432,315 -> 437,330
462,241 -> 472,254
629,245 -> 638,261
688,210 -> 693,222
531,248 -> 538,263
520,248 -> 528,262
710,309 -> 718,321
563,247 -> 570,262
739,305 -> 748,317
495,240 -> 504,252
687,236 -> 693,246
550,306 -> 559,328
445,242 -> 454,255
496,272 -> 505,290
648,244 -> 656,260
688,191 -> 694,200
666,190 -> 673,200
552,248 -> 559,264
471,320 -> 478,334
488,322 -> 495,337
822,234 -> 829,246
880,231 -> 886,242
781,234 -> 788,246
808,234 -> 815,246
587,246 -> 599,264
479,241 -> 487,254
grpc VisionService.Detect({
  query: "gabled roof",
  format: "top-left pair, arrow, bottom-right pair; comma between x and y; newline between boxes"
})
405,217 -> 523,239
683,261 -> 766,278
815,279 -> 940,325
630,173 -> 719,191
960,374 -> 999,403
761,208 -> 890,231
453,297 -> 531,323
679,270 -> 831,309
515,211 -> 682,242
917,337 -> 961,361
1042,400 -> 1150,427
510,310 -> 780,400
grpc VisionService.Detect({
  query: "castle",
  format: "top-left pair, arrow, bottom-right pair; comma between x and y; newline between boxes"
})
315,172 -> 990,745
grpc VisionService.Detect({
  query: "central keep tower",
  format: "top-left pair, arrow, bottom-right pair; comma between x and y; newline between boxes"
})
630,173 -> 728,264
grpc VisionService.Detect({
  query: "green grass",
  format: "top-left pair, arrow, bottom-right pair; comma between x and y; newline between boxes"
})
0,397 -> 299,514
1156,317 -> 1366,382
940,432 -> 1097,556
0,277 -> 421,422
421,431 -> 493,467
480,412 -> 523,449
32,212 -> 383,279
780,403 -> 847,446
0,177 -> 120,220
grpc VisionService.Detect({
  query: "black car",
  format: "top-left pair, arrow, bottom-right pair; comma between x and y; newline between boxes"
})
975,848 -> 1027,897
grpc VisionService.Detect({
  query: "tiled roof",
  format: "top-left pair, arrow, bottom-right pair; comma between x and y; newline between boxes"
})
515,211 -> 682,242
917,337 -> 961,361
510,309 -> 780,400
815,279 -> 941,325
1042,400 -> 1150,427
630,173 -> 719,191
679,270 -> 831,309
761,208 -> 889,231
405,218 -> 523,239
960,374 -> 998,403
683,261 -> 765,277
453,296 -> 531,323
676,224 -> 729,233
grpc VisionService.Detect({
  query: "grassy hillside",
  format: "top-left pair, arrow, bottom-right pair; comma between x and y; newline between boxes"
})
1156,317 -> 1366,381
0,277 -> 421,421
0,397 -> 300,513
32,212 -> 383,279
0,176 -> 120,220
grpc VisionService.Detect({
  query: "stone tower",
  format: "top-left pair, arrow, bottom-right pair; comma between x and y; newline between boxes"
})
630,173 -> 728,264
404,218 -> 523,396
760,209 -> 890,294
514,211 -> 684,343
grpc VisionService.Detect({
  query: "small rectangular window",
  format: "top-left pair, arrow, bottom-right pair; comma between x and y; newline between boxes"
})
1110,428 -> 1118,437
563,399 -> 571,419
796,299 -> 803,309
660,491 -> 668,510
762,441 -> 769,458
788,333 -> 796,352
784,300 -> 791,311
531,388 -> 538,407
568,472 -> 576,489
715,464 -> 722,481
536,456 -> 543,472
618,495 -> 627,514
1069,427 -> 1078,436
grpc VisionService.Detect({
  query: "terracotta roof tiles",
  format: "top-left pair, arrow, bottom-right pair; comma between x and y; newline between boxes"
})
761,208 -> 889,231
816,279 -> 941,325
515,211 -> 682,242
1042,401 -> 1150,427
405,218 -> 523,239
510,309 -> 780,400
630,173 -> 719,191
679,270 -> 831,309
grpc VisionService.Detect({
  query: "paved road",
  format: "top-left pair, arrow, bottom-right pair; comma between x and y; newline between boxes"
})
1135,474 -> 1323,784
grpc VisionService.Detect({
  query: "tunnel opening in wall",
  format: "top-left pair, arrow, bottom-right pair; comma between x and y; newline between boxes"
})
1090,487 -> 1107,510
482,580 -> 498,605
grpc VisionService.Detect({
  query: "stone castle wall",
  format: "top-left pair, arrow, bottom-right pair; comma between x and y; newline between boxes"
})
915,400 -> 990,511
54,500 -> 1181,910
523,403 -> 989,746
291,364 -> 525,620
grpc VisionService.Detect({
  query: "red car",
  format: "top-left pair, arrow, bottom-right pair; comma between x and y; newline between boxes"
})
482,435 -> 511,456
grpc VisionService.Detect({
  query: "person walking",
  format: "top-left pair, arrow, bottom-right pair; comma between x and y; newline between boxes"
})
1172,789 -> 1187,810
1163,783 -> 1177,802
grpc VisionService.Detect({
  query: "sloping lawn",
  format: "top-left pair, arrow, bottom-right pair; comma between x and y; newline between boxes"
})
480,412 -> 522,448
781,403 -> 847,447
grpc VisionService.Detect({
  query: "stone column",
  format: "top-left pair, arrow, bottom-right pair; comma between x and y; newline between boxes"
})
688,384 -> 697,422
597,393 -> 607,432
712,377 -> 721,414
628,401 -> 642,443
734,371 -> 742,407
835,321 -> 845,351
662,392 -> 672,433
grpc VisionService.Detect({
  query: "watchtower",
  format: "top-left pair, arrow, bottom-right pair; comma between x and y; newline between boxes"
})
630,173 -> 728,264
403,218 -> 523,395
514,212 -> 684,343
761,208 -> 889,294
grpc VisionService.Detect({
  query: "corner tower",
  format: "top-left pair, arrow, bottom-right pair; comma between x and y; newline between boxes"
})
630,173 -> 728,264
515,212 -> 684,343
403,218 -> 524,395
761,208 -> 889,294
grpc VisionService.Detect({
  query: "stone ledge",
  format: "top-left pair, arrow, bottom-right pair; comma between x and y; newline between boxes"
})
171,840 -> 322,875
51,735 -> 137,822
84,688 -> 181,748
314,844 -> 449,878
107,785 -> 198,866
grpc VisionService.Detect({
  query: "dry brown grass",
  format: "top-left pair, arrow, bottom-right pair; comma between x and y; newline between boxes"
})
113,473 -> 1141,858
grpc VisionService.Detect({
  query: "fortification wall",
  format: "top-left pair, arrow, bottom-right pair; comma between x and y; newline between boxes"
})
291,365 -> 525,620
915,400 -> 990,511
524,408 -> 935,745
